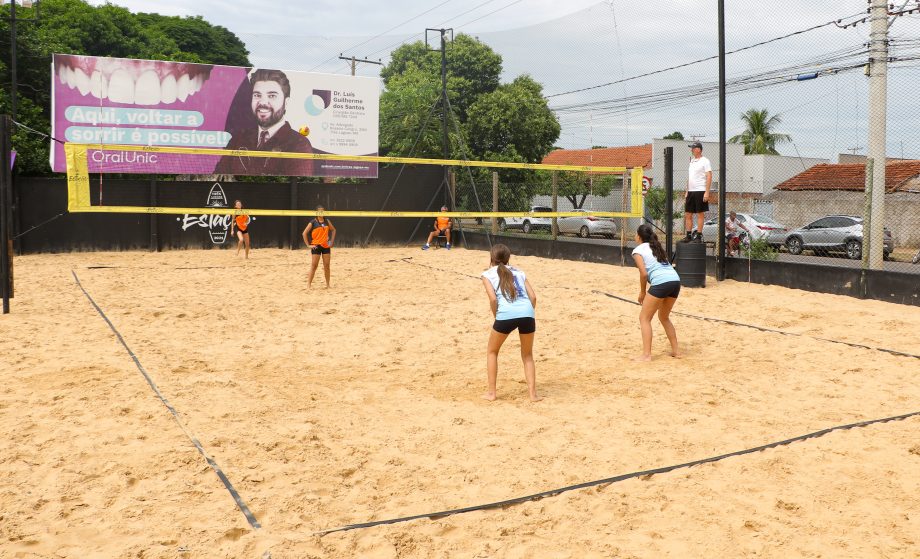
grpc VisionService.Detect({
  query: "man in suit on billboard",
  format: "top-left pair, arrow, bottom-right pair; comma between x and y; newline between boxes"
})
216,69 -> 314,177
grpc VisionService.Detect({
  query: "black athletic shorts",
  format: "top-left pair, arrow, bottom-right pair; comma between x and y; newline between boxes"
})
435,228 -> 449,235
685,191 -> 709,213
311,246 -> 331,255
492,317 -> 536,335
648,280 -> 681,299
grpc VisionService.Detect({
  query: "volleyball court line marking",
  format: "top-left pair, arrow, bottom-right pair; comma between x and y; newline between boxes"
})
315,409 -> 920,536
592,290 -> 920,360
71,270 -> 262,530
392,257 -> 920,360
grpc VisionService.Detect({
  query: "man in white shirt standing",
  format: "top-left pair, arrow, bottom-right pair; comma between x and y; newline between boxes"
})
684,141 -> 712,242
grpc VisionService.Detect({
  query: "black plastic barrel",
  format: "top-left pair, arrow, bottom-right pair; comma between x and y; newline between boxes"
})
675,241 -> 706,288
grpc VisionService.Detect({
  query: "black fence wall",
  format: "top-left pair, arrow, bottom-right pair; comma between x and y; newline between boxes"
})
460,232 -> 920,307
16,165 -> 443,253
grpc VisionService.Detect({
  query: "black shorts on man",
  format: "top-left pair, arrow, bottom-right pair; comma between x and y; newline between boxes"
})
311,246 -> 331,255
685,191 -> 709,213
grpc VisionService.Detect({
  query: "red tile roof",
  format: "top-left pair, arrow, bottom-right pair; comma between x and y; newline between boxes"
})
774,161 -> 920,192
542,144 -> 652,172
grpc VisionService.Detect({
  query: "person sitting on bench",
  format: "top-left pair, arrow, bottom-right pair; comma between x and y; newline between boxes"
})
422,206 -> 452,250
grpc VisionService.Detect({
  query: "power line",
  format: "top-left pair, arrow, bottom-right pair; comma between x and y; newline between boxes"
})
363,0 -> 504,61
545,10 -> 868,99
452,0 -> 528,30
307,0 -> 456,72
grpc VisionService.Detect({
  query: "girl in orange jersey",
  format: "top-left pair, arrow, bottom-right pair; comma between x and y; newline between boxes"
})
230,200 -> 251,259
302,205 -> 336,288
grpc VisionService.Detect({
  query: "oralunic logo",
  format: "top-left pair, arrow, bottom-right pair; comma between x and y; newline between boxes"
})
178,183 -> 233,244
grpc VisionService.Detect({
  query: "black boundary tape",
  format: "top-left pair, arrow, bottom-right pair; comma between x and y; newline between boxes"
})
393,259 -> 920,360
315,409 -> 920,536
71,270 -> 262,530
592,290 -> 920,360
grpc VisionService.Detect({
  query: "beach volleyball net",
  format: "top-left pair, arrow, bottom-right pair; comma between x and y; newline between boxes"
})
63,143 -> 644,221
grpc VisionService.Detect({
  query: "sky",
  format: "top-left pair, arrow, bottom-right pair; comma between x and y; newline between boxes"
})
88,1 -> 920,161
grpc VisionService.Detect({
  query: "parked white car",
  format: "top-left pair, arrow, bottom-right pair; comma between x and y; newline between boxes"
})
499,206 -> 553,234
701,213 -> 788,246
558,209 -> 617,238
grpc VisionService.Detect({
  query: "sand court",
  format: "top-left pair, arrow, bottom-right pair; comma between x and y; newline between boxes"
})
1,247 -> 919,557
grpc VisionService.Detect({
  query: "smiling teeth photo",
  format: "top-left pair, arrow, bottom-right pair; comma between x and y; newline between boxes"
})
54,55 -> 213,105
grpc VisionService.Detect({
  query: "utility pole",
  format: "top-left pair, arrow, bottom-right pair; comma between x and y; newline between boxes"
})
337,54 -> 382,76
864,0 -> 888,270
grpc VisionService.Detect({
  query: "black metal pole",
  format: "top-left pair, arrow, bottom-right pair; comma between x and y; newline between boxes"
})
9,0 -> 17,123
289,178 -> 298,250
664,146 -> 674,260
716,0 -> 727,281
1,115 -> 12,313
440,29 -> 450,208
149,179 -> 158,252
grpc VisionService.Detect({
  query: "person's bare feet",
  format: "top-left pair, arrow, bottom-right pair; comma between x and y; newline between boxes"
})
481,392 -> 497,401
530,394 -> 544,402
634,354 -> 652,362
670,351 -> 683,359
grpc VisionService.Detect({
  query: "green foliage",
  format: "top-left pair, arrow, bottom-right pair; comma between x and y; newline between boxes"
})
379,34 -> 560,182
534,171 -> 618,209
0,0 -> 251,175
728,109 -> 792,155
662,131 -> 684,140
741,237 -> 778,261
644,186 -> 683,223
466,75 -> 559,163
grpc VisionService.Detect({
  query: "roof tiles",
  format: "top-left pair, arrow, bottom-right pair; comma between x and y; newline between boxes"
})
775,161 -> 920,192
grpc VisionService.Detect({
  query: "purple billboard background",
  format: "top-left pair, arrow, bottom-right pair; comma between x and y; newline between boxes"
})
51,54 -> 379,178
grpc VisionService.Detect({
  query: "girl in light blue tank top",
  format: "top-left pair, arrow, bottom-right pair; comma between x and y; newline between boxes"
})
631,224 -> 682,361
480,244 -> 542,402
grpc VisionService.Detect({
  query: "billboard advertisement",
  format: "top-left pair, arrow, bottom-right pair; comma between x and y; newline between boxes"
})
51,54 -> 380,178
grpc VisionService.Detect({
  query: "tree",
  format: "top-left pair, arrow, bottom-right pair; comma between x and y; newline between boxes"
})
542,171 -> 617,210
0,0 -> 251,175
728,109 -> 792,155
379,35 -> 559,165
662,131 -> 684,140
380,36 -> 560,213
644,186 -> 683,224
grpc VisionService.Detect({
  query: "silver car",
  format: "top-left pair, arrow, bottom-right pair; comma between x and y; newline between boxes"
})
783,215 -> 893,260
701,213 -> 788,246
558,209 -> 617,238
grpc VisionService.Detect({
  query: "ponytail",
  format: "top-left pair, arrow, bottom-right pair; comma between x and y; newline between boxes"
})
637,224 -> 668,264
497,264 -> 517,302
490,244 -> 518,302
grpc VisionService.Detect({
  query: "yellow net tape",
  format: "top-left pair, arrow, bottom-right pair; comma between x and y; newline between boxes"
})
65,143 -> 644,219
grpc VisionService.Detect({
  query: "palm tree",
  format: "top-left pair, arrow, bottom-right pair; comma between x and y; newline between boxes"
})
728,109 -> 792,155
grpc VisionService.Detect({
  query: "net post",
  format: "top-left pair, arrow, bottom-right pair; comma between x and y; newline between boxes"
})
620,171 -> 629,265
149,178 -> 158,252
0,115 -> 12,313
64,143 -> 91,210
664,147 -> 674,260
551,171 -> 558,240
289,178 -> 298,250
491,172 -> 499,235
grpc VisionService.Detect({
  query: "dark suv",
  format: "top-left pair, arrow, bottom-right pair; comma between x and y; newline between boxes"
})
783,215 -> 893,260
